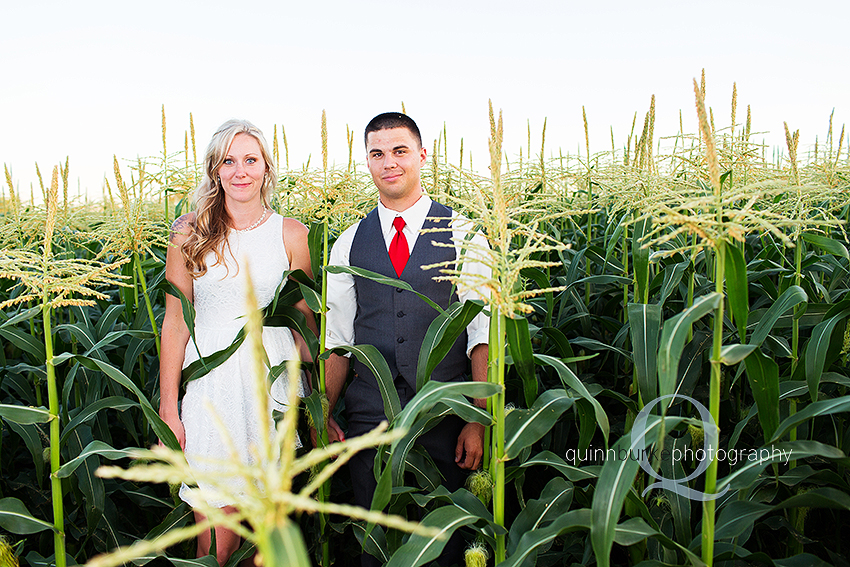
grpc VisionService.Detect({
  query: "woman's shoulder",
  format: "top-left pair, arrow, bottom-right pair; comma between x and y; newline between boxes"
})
169,212 -> 196,243
280,215 -> 309,241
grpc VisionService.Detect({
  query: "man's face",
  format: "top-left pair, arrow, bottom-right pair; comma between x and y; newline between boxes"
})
366,127 -> 427,209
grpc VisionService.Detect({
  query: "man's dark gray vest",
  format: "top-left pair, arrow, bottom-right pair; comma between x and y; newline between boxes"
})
345,201 -> 469,427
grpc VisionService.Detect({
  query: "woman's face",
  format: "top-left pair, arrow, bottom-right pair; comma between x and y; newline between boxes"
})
217,133 -> 266,207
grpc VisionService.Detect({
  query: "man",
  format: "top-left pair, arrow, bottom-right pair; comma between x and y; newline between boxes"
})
322,112 -> 489,566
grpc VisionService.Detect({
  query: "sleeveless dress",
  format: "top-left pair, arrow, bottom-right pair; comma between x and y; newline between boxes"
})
178,213 -> 304,508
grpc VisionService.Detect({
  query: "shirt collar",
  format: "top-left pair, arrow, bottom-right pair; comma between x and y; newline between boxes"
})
377,193 -> 432,239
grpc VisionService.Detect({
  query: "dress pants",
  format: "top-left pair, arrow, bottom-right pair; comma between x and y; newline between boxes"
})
347,377 -> 468,567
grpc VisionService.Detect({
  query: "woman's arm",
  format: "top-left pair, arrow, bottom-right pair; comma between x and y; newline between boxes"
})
158,213 -> 195,449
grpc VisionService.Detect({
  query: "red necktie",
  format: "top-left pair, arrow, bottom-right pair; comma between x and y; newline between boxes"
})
388,216 -> 409,277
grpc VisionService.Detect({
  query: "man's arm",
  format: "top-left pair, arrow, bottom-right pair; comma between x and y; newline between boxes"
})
453,213 -> 492,470
311,223 -> 358,446
455,343 -> 489,470
322,352 -> 349,443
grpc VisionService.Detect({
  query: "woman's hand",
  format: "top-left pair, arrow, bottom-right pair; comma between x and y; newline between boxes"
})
160,410 -> 186,451
310,416 -> 346,449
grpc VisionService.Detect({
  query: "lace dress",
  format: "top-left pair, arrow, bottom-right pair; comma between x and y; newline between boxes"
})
178,213 -> 304,508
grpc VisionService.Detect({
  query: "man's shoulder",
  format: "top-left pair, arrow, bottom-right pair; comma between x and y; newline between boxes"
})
331,209 -> 378,263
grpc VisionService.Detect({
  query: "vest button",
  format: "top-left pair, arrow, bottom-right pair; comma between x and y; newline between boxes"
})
396,287 -> 403,293
397,337 -> 405,344
397,310 -> 405,318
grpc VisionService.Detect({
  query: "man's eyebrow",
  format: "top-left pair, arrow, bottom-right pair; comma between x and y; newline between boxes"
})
369,145 -> 409,154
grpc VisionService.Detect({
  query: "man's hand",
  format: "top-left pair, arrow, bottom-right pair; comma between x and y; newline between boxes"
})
310,416 -> 346,448
455,422 -> 485,470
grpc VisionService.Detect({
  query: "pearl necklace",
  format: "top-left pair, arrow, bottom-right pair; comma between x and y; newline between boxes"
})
235,207 -> 269,233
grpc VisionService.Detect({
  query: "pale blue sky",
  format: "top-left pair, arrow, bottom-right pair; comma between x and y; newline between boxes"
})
3,0 -> 848,196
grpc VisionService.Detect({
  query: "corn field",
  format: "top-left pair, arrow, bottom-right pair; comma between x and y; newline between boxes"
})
2,79 -> 850,567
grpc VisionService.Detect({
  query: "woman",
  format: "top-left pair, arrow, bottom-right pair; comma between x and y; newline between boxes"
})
158,119 -> 316,564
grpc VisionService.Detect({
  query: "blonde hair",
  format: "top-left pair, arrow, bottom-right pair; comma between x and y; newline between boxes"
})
182,119 -> 276,277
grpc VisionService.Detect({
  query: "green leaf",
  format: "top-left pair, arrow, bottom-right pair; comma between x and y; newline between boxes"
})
660,435 -> 692,544
658,261 -> 688,307
804,311 -> 849,402
67,428 -> 105,534
351,522 -> 390,564
390,408 -> 449,486
499,509 -> 591,567
534,354 -> 609,446
632,215 -> 651,303
519,450 -> 598,482
715,500 -> 770,540
95,303 -> 126,338
719,343 -> 757,365
0,497 -> 55,534
83,329 -> 154,359
569,337 -> 632,361
302,390 -> 326,437
802,232 -> 850,260
749,285 -> 807,347
182,329 -> 247,384
146,502 -> 193,539
504,389 -> 574,459
298,281 -> 322,313
264,521 -> 312,567
307,221 -> 324,283
718,440 -> 846,492
657,293 -> 722,402
591,414 -> 685,567
171,556 -> 224,567
506,315 -> 537,406
744,348 -> 780,442
325,264 -> 444,314
163,279 -> 204,364
321,345 -> 400,423
0,403 -> 50,424
53,353 -> 181,451
416,300 -> 484,391
604,213 -> 628,267
715,487 -> 850,541
60,396 -> 138,444
56,440 -> 138,478
769,396 -> 850,444
391,380 -> 501,445
265,304 -> 318,360
568,275 -> 632,290
54,322 -> 98,352
7,421 -> 44,482
775,486 -> 850,511
507,477 -> 573,554
628,303 -> 661,404
0,325 -> 46,360
0,304 -> 42,328
384,505 -> 480,567
613,516 -> 706,566
436,395 -> 493,426
521,267 -> 555,326
726,244 -> 749,340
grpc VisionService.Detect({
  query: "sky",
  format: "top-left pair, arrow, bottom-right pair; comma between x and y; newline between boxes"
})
2,0 -> 848,198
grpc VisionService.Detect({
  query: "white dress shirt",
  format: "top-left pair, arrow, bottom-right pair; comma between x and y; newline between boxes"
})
325,194 -> 490,356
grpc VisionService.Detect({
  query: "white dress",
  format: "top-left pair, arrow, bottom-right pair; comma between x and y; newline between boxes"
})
178,213 -> 303,508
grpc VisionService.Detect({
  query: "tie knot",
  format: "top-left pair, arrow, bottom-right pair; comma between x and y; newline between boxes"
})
393,217 -> 406,232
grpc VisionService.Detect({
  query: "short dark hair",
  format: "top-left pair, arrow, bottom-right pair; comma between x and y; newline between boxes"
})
364,112 -> 422,149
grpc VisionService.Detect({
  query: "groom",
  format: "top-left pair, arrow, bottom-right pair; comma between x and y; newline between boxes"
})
323,112 -> 490,566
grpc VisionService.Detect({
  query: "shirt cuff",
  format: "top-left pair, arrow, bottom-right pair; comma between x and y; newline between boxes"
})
466,331 -> 489,358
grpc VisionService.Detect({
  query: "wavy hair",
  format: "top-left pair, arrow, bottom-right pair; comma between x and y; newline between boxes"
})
181,119 -> 276,277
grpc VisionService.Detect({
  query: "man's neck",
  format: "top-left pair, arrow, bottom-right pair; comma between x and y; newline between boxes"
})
379,190 -> 424,213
